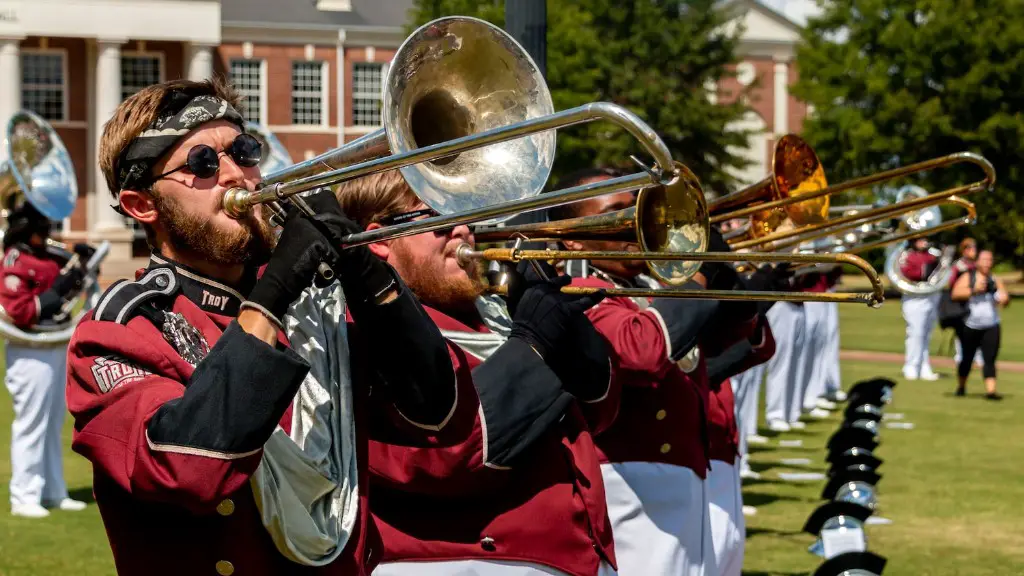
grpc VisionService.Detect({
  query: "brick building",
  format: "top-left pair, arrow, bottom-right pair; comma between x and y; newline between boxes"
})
0,0 -> 806,269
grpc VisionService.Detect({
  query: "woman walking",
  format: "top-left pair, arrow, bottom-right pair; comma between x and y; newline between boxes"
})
950,250 -> 1009,400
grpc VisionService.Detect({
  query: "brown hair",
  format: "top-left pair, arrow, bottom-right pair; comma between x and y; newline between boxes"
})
98,77 -> 242,200
334,169 -> 418,229
959,237 -> 977,253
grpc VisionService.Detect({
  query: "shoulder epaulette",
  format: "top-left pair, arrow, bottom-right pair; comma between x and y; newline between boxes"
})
93,267 -> 179,325
3,248 -> 20,269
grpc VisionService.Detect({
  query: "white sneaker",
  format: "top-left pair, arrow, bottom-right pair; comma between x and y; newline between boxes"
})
919,371 -> 940,381
903,370 -> 919,381
789,421 -> 807,430
816,398 -> 838,410
808,408 -> 831,419
746,434 -> 770,445
768,420 -> 791,432
826,390 -> 848,402
45,498 -> 87,511
739,468 -> 762,481
742,505 -> 758,517
11,503 -> 50,518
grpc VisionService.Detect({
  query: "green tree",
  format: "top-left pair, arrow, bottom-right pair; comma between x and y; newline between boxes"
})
793,0 -> 1024,270
409,0 -> 752,196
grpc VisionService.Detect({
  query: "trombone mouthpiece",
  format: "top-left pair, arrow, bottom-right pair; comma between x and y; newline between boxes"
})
455,243 -> 475,267
222,187 -> 253,219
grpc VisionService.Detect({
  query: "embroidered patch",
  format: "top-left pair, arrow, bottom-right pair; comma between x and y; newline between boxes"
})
3,249 -> 20,268
3,274 -> 21,291
91,356 -> 152,393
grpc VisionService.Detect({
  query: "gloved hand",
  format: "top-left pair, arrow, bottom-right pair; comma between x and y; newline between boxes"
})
52,266 -> 85,297
73,243 -> 96,263
742,263 -> 794,292
296,190 -> 396,304
508,272 -> 606,359
699,226 -> 739,290
504,259 -> 560,317
245,210 -> 334,324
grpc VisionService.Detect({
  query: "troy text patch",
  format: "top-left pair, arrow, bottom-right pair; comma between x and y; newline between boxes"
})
91,356 -> 152,393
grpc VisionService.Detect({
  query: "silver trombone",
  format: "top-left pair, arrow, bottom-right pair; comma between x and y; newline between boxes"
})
221,16 -> 684,249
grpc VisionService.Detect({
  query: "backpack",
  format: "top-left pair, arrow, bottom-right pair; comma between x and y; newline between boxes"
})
937,270 -> 973,330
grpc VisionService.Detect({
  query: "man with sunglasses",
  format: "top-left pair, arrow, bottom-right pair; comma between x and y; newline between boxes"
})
333,169 -> 620,576
66,78 -> 456,576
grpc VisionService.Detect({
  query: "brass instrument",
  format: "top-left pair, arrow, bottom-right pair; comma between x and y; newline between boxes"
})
720,153 -> 994,253
470,163 -> 885,306
0,110 -> 109,347
220,16 -> 685,250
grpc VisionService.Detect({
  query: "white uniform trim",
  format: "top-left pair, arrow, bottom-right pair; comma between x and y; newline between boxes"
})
644,307 -> 674,360
145,429 -> 263,460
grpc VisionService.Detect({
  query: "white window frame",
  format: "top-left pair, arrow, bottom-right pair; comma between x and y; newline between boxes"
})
229,58 -> 268,126
120,50 -> 166,101
291,60 -> 330,127
351,61 -> 385,128
21,48 -> 69,123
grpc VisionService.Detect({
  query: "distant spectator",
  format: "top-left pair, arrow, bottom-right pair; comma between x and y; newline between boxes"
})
951,250 -> 1009,400
949,238 -> 982,367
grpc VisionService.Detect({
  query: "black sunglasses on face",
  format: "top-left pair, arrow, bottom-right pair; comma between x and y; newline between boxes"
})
377,207 -> 458,237
150,133 -> 262,185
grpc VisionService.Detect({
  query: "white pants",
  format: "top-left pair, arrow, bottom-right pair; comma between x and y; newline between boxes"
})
731,365 -> 764,466
4,345 -> 69,507
901,294 -> 940,377
601,462 -> 716,576
801,302 -> 830,411
765,303 -> 806,423
823,301 -> 842,394
373,560 -> 617,576
707,459 -> 744,576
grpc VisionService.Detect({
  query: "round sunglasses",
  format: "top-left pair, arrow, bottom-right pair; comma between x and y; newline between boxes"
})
149,133 -> 262,184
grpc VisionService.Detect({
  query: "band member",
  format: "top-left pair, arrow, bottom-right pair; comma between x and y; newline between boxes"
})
705,313 -> 776,576
731,362 -> 767,480
548,167 -> 764,576
68,78 -> 456,575
821,267 -> 846,403
900,237 -> 941,380
0,204 -> 90,518
335,170 -> 618,576
764,298 -> 804,432
799,268 -> 836,419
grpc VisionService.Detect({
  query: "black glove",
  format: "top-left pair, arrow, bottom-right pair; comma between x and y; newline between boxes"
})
742,263 -> 794,292
72,243 -> 96,263
700,226 -> 739,290
245,211 -> 334,324
52,266 -> 85,297
508,273 -> 606,359
295,190 -> 396,304
505,259 -> 559,317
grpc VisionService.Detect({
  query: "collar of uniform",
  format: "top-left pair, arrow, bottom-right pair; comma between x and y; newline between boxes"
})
144,253 -> 254,317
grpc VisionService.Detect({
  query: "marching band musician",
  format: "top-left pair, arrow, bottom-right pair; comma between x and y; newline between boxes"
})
548,167 -> 769,576
763,294 -> 805,432
798,269 -> 836,420
704,310 -> 776,576
68,78 -> 457,575
821,267 -> 847,403
334,170 -> 619,576
900,237 -> 942,380
0,203 -> 91,518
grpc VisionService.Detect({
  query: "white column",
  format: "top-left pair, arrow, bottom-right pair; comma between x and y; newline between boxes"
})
0,37 -> 22,155
93,39 -> 130,239
187,43 -> 215,82
773,58 -> 789,136
336,29 -> 346,146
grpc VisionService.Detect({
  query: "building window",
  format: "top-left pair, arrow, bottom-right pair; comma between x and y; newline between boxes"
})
230,59 -> 263,123
21,52 -> 65,121
121,55 -> 162,100
292,62 -> 325,125
352,62 -> 384,127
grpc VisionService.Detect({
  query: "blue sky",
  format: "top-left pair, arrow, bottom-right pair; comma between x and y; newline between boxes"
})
760,0 -> 823,25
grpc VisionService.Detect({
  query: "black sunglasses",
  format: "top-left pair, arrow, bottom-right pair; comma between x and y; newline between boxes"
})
150,133 -> 262,185
377,207 -> 462,237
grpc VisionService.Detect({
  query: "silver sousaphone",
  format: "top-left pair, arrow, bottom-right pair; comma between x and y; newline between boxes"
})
0,110 -> 109,347
883,185 -> 954,295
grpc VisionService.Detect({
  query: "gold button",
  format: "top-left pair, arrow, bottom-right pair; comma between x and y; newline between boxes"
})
216,560 -> 235,575
216,499 -> 235,516
660,443 -> 672,454
656,409 -> 667,421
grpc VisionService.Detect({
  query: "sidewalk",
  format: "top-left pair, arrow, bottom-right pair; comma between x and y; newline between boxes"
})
840,349 -> 1024,374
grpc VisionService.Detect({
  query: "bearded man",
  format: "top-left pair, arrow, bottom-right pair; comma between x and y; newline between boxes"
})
335,169 -> 620,576
67,78 -> 456,575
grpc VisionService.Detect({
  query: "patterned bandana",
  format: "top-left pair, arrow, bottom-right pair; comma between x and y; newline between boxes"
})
116,93 -> 245,193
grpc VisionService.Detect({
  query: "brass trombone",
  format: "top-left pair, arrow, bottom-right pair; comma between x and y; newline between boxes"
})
471,164 -> 886,306
221,16 -> 685,251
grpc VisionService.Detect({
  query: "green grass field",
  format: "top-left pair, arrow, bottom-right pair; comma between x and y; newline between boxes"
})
0,300 -> 1021,575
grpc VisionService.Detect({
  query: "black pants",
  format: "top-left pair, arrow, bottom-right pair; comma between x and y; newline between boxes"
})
956,324 -> 1001,379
